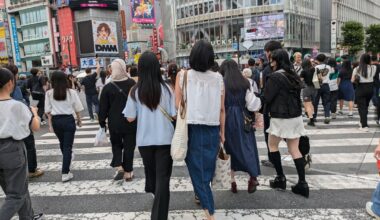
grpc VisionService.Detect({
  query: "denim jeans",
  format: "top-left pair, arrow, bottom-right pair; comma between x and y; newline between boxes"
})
85,94 -> 99,120
23,134 -> 37,173
313,83 -> 331,118
52,115 -> 76,174
372,182 -> 380,216
185,124 -> 220,215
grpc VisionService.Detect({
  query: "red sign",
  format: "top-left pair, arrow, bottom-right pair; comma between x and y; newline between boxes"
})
57,7 -> 78,67
152,28 -> 158,53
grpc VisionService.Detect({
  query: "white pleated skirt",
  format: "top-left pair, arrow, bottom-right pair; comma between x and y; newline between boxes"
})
266,116 -> 306,139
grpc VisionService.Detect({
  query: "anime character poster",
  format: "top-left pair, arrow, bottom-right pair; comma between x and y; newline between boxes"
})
92,20 -> 118,54
131,0 -> 155,24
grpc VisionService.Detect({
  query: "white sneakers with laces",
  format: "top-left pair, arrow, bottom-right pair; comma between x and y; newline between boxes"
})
62,172 -> 74,182
366,202 -> 380,219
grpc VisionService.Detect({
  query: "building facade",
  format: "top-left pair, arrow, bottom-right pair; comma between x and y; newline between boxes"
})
6,0 -> 57,71
57,0 -> 122,70
320,0 -> 380,54
174,0 -> 321,66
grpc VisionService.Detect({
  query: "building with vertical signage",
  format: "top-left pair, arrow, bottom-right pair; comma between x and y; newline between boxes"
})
56,0 -> 122,70
6,0 -> 57,71
173,0 -> 321,67
320,0 -> 380,55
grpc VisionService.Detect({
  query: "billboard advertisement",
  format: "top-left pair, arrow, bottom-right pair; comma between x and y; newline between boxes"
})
92,20 -> 118,54
58,7 -> 78,66
69,0 -> 118,9
56,0 -> 70,7
244,13 -> 285,40
131,0 -> 155,24
0,23 -> 8,64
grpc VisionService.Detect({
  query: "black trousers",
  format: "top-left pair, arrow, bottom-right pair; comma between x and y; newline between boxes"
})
23,134 -> 37,173
330,90 -> 339,114
356,83 -> 374,127
36,95 -> 45,121
109,132 -> 136,172
139,146 -> 173,220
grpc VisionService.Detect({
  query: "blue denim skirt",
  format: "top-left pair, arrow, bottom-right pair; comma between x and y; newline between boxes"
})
185,124 -> 220,215
372,182 -> 380,216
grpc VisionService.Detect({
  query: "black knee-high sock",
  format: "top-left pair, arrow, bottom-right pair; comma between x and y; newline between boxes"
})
294,157 -> 306,182
269,151 -> 284,177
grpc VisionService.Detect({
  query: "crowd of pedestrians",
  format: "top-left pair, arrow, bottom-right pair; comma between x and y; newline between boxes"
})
1,38 -> 380,220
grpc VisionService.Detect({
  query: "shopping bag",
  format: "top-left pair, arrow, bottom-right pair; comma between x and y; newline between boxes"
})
94,128 -> 108,147
171,71 -> 188,161
312,69 -> 320,89
212,143 -> 231,189
171,105 -> 188,161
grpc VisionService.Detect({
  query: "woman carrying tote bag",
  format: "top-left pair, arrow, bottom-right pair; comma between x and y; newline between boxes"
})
175,40 -> 225,220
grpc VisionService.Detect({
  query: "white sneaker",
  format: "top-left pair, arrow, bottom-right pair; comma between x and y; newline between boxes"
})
366,201 -> 380,218
90,118 -> 95,122
338,110 -> 344,115
62,172 -> 74,182
359,127 -> 369,132
331,113 -> 337,119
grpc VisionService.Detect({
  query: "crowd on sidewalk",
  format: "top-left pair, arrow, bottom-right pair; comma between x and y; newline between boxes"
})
1,39 -> 380,220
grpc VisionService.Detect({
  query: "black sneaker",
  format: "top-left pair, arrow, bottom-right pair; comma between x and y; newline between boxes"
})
307,119 -> 315,126
33,213 -> 44,220
261,159 -> 274,167
269,176 -> 286,190
291,181 -> 309,198
324,117 -> 330,124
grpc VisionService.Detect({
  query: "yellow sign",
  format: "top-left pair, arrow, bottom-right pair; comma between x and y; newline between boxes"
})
0,57 -> 8,64
134,53 -> 141,64
0,27 -> 5,39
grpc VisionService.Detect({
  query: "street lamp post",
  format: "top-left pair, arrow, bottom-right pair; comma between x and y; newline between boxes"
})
300,21 -> 303,54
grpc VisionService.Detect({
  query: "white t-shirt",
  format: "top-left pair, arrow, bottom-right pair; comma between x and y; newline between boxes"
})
45,89 -> 84,115
0,99 -> 32,140
353,65 -> 377,83
179,69 -> 224,126
315,64 -> 333,85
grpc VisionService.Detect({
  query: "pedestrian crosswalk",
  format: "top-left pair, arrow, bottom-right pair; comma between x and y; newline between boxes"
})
2,107 -> 380,219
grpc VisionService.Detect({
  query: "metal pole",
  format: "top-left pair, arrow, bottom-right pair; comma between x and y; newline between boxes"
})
67,37 -> 72,67
300,22 -> 303,54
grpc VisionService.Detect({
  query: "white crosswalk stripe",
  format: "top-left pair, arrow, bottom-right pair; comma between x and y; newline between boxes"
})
3,106 -> 380,220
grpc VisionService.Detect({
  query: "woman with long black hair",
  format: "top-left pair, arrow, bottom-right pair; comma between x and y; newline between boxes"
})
96,70 -> 107,97
123,51 -> 176,220
264,49 -> 308,198
45,71 -> 84,182
352,54 -> 377,131
220,59 -> 261,194
338,59 -> 355,117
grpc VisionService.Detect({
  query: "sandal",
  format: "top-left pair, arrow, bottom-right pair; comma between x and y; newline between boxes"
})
125,172 -> 134,182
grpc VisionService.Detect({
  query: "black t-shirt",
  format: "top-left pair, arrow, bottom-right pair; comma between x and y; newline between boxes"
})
300,68 -> 315,87
338,68 -> 352,81
81,73 -> 98,95
98,79 -> 137,133
27,76 -> 45,94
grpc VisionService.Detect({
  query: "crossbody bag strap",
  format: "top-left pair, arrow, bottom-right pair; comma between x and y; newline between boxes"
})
158,104 -> 174,122
111,82 -> 128,98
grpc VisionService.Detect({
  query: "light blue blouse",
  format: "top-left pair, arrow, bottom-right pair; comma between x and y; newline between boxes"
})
123,85 -> 176,147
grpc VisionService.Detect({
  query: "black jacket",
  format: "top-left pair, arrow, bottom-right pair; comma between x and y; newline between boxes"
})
99,79 -> 137,134
264,70 -> 302,119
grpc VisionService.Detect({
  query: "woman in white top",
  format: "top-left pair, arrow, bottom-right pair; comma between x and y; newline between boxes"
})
45,71 -> 84,182
352,54 -> 377,131
0,68 -> 43,219
96,70 -> 107,98
175,40 -> 225,220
